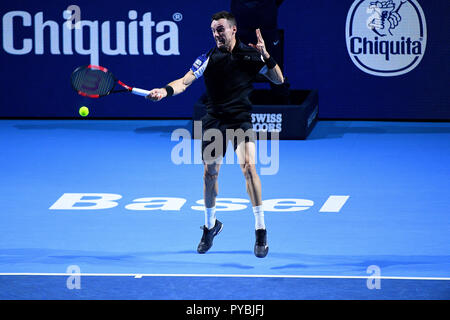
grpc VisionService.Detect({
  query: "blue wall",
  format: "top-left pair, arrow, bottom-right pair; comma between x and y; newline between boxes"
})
0,0 -> 449,119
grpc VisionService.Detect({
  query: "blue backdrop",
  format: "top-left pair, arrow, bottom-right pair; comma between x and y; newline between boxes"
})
0,0 -> 449,119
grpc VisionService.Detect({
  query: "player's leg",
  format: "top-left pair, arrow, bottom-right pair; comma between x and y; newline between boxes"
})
236,140 -> 268,258
201,115 -> 225,229
197,118 -> 225,254
236,140 -> 262,208
203,161 -> 221,227
198,161 -> 224,254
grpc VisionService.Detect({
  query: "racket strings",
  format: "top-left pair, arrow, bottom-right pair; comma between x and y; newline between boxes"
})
71,67 -> 116,97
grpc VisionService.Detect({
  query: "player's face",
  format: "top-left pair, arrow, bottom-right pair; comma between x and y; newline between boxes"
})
211,18 -> 236,51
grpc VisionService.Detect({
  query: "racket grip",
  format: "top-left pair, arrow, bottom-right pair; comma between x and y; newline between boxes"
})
131,88 -> 151,97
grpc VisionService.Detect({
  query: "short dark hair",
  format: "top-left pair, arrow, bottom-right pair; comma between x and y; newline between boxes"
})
211,10 -> 237,26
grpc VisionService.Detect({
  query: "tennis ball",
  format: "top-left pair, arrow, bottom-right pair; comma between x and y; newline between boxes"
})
79,106 -> 89,117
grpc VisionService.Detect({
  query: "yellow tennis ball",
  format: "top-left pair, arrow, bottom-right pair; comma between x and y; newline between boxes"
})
79,106 -> 89,117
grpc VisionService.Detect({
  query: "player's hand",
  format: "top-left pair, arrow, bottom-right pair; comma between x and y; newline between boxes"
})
146,88 -> 167,101
248,28 -> 270,60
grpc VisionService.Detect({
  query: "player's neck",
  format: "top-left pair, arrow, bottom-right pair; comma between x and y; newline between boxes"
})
218,37 -> 237,53
228,37 -> 237,52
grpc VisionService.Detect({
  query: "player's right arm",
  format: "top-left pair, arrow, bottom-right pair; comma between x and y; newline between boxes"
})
147,51 -> 211,101
146,70 -> 197,101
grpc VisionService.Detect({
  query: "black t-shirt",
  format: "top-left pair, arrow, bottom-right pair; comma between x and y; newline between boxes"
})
191,39 -> 267,122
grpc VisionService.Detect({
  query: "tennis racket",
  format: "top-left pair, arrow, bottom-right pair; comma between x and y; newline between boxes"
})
71,65 -> 150,98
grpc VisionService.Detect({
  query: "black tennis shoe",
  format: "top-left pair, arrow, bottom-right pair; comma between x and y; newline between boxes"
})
254,229 -> 269,258
197,220 -> 223,254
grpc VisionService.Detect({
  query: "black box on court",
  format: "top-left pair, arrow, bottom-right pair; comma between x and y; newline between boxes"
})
192,89 -> 319,140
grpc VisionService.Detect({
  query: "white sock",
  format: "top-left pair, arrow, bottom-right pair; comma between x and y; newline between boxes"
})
205,207 -> 216,229
253,205 -> 265,230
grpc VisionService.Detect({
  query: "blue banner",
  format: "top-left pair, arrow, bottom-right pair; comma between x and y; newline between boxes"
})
0,0 -> 449,119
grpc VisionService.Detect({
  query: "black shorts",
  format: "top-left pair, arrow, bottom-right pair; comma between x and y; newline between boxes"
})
201,114 -> 256,161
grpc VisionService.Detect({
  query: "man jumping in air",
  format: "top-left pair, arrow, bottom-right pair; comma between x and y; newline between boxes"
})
146,11 -> 284,258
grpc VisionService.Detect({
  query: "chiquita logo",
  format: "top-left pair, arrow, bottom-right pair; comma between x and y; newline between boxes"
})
346,0 -> 427,77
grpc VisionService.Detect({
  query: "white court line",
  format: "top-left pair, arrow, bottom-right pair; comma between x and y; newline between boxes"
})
0,273 -> 449,281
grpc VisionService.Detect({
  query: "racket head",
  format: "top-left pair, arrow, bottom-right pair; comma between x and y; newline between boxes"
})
71,65 -> 118,98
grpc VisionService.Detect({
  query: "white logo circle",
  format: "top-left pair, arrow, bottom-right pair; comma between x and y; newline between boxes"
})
346,0 -> 427,77
172,12 -> 183,22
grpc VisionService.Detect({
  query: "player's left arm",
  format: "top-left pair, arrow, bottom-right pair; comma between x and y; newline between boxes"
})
260,58 -> 284,85
249,28 -> 284,85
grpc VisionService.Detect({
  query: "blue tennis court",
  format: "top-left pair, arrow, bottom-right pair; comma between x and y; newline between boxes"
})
0,119 -> 449,300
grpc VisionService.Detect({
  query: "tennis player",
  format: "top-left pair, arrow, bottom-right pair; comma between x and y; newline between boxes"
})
147,11 -> 284,258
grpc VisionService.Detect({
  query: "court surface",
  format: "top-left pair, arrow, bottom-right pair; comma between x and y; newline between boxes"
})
0,119 -> 449,299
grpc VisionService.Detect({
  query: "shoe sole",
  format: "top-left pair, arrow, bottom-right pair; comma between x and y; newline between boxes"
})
254,245 -> 269,258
